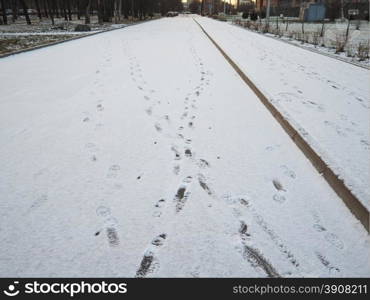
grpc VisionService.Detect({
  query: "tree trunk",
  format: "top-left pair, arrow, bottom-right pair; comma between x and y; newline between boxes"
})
11,0 -> 18,22
97,0 -> 103,24
76,0 -> 81,19
123,0 -> 128,19
67,0 -> 72,20
35,0 -> 42,20
118,0 -> 122,21
47,0 -> 54,25
0,0 -> 7,25
62,1 -> 68,21
85,0 -> 91,24
43,0 -> 49,18
19,0 -> 31,24
54,0 -> 59,18
114,0 -> 119,23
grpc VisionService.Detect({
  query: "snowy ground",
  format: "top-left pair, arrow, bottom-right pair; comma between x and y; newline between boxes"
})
197,16 -> 370,212
232,18 -> 370,67
0,16 -> 136,33
0,15 -> 140,56
0,34 -> 86,56
0,15 -> 369,277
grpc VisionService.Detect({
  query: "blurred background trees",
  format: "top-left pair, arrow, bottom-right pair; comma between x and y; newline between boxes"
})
0,0 -> 184,25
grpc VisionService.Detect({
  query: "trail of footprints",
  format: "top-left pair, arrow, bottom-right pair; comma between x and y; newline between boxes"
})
86,33 -> 345,277
82,51 -> 114,163
122,35 -> 221,276
311,210 -> 344,251
125,33 -> 301,277
224,194 -> 299,277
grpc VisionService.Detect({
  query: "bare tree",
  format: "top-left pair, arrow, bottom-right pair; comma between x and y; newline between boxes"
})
85,0 -> 91,24
0,0 -> 7,25
67,0 -> 72,20
43,0 -> 49,18
11,0 -> 18,22
35,0 -> 42,20
19,0 -> 31,24
47,0 -> 54,25
1,0 -> 185,26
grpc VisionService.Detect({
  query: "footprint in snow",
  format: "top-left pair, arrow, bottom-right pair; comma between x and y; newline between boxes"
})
280,165 -> 296,179
185,149 -> 192,157
96,206 -> 120,247
197,159 -> 210,169
136,233 -> 167,278
242,245 -> 280,278
29,194 -> 48,211
315,252 -> 340,273
198,174 -> 214,197
173,164 -> 180,175
174,185 -> 191,213
154,123 -> 162,132
153,198 -> 166,218
107,164 -> 120,178
145,107 -> 152,115
272,179 -> 286,204
106,227 -> 120,247
324,233 -> 344,250
171,146 -> 181,160
311,211 -> 344,250
173,176 -> 193,213
272,179 -> 285,191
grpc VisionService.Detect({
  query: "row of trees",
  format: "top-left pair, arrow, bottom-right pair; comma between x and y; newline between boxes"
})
189,0 -> 369,21
0,0 -> 183,25
189,0 -> 237,15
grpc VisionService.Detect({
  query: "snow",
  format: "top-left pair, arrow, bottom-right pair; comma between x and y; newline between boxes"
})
0,32 -> 99,36
197,16 -> 370,212
0,15 -> 369,277
261,32 -> 369,68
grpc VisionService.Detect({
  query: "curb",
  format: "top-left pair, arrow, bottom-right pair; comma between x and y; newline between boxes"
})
194,18 -> 370,233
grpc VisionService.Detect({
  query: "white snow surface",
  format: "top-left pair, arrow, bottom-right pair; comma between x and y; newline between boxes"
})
197,16 -> 370,211
0,16 -> 369,277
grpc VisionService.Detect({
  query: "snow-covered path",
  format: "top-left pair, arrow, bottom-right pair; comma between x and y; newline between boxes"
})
0,16 -> 369,277
197,17 -> 370,211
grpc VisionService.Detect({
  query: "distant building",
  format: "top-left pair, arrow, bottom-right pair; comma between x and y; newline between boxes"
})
300,1 -> 326,21
239,0 -> 254,6
255,0 -> 369,20
255,0 -> 302,16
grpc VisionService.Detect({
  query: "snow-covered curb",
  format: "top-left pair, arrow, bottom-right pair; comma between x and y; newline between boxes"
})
0,31 -> 102,36
231,22 -> 370,70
